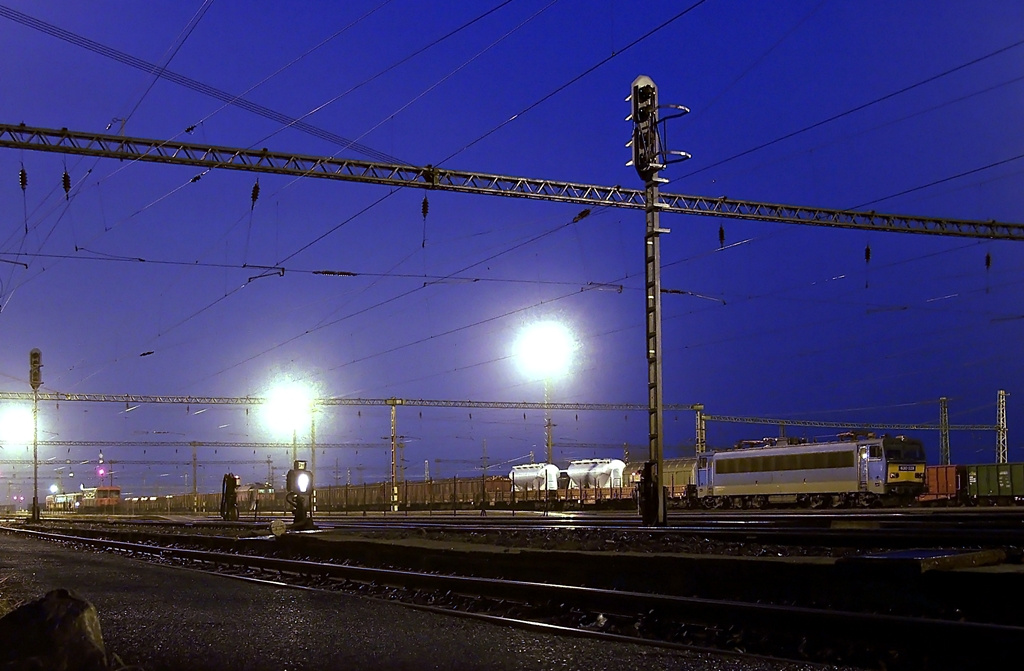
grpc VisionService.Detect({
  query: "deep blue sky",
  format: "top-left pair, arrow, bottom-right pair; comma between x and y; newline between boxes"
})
1,1 -> 1022,496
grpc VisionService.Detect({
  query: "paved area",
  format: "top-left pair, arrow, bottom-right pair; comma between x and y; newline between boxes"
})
0,530 -> 854,671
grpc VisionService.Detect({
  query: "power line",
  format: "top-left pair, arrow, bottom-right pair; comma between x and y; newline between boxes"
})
439,0 -> 711,165
0,4 -> 401,163
671,36 -> 1024,184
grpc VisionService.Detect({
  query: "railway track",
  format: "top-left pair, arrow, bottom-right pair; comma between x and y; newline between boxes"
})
39,507 -> 1024,550
4,522 -> 1022,670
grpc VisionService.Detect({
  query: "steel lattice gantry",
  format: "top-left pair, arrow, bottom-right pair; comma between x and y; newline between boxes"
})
2,123 -> 1023,238
0,390 -> 698,413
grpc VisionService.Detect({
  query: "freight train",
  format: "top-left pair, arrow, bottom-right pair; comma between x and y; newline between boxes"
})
45,486 -> 121,512
919,462 -> 1024,506
657,436 -> 1024,509
42,436 -> 1024,516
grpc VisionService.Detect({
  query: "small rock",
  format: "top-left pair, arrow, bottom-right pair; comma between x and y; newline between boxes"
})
0,589 -> 108,671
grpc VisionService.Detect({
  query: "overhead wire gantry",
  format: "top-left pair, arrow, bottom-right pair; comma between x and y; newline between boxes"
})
1,122 -> 1022,239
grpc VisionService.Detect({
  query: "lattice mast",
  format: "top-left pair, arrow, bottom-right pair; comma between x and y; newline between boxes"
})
997,390 -> 1008,464
939,397 -> 950,465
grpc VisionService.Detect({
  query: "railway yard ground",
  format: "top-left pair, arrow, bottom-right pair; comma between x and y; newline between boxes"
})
2,509 -> 1023,670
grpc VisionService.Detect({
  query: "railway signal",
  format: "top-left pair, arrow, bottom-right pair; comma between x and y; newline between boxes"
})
627,76 -> 662,182
220,473 -> 240,521
285,460 -> 315,530
28,349 -> 42,391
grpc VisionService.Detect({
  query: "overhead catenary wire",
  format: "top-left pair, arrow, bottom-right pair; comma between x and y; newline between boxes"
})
12,0 -> 718,387
117,0 -> 214,133
438,0 -> 711,166
671,36 -> 1024,185
42,2 -> 578,384
0,3 -> 402,163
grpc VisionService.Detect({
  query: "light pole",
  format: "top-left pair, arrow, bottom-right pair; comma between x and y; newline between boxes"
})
2,403 -> 36,519
514,321 -> 576,465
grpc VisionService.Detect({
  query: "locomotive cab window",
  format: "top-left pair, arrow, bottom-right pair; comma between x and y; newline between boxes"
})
886,445 -> 925,462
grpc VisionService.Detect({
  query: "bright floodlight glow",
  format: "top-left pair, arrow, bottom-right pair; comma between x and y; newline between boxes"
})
262,382 -> 314,436
0,405 -> 34,444
514,321 -> 576,380
49,484 -> 58,494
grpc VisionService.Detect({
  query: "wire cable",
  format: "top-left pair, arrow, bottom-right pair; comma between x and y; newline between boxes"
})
671,36 -> 1024,184
438,0 -> 710,165
0,3 -> 401,163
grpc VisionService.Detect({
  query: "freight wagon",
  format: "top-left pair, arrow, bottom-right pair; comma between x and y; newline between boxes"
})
920,463 -> 1024,506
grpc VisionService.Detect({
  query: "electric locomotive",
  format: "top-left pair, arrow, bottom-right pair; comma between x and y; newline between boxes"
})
691,433 -> 926,508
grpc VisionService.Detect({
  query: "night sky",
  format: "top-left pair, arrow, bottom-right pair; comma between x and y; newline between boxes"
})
1,1 -> 1022,497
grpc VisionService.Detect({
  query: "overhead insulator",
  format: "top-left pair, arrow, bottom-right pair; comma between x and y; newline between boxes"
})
718,224 -> 725,248
572,209 -> 591,223
985,252 -> 992,294
62,170 -> 71,199
864,244 -> 871,289
421,195 -> 429,248
251,180 -> 260,210
190,174 -> 202,183
19,166 -> 27,191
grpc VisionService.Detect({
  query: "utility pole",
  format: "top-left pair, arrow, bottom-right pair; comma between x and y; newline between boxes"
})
543,380 -> 553,464
310,411 -> 316,467
387,398 -> 403,512
481,439 -> 488,511
629,75 -> 687,526
694,403 -> 706,454
190,441 -> 199,512
939,397 -> 950,465
997,390 -> 1008,464
29,348 -> 42,522
310,411 -> 317,512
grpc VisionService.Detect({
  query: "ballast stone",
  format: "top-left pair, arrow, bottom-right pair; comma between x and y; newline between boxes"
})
0,589 -> 108,671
